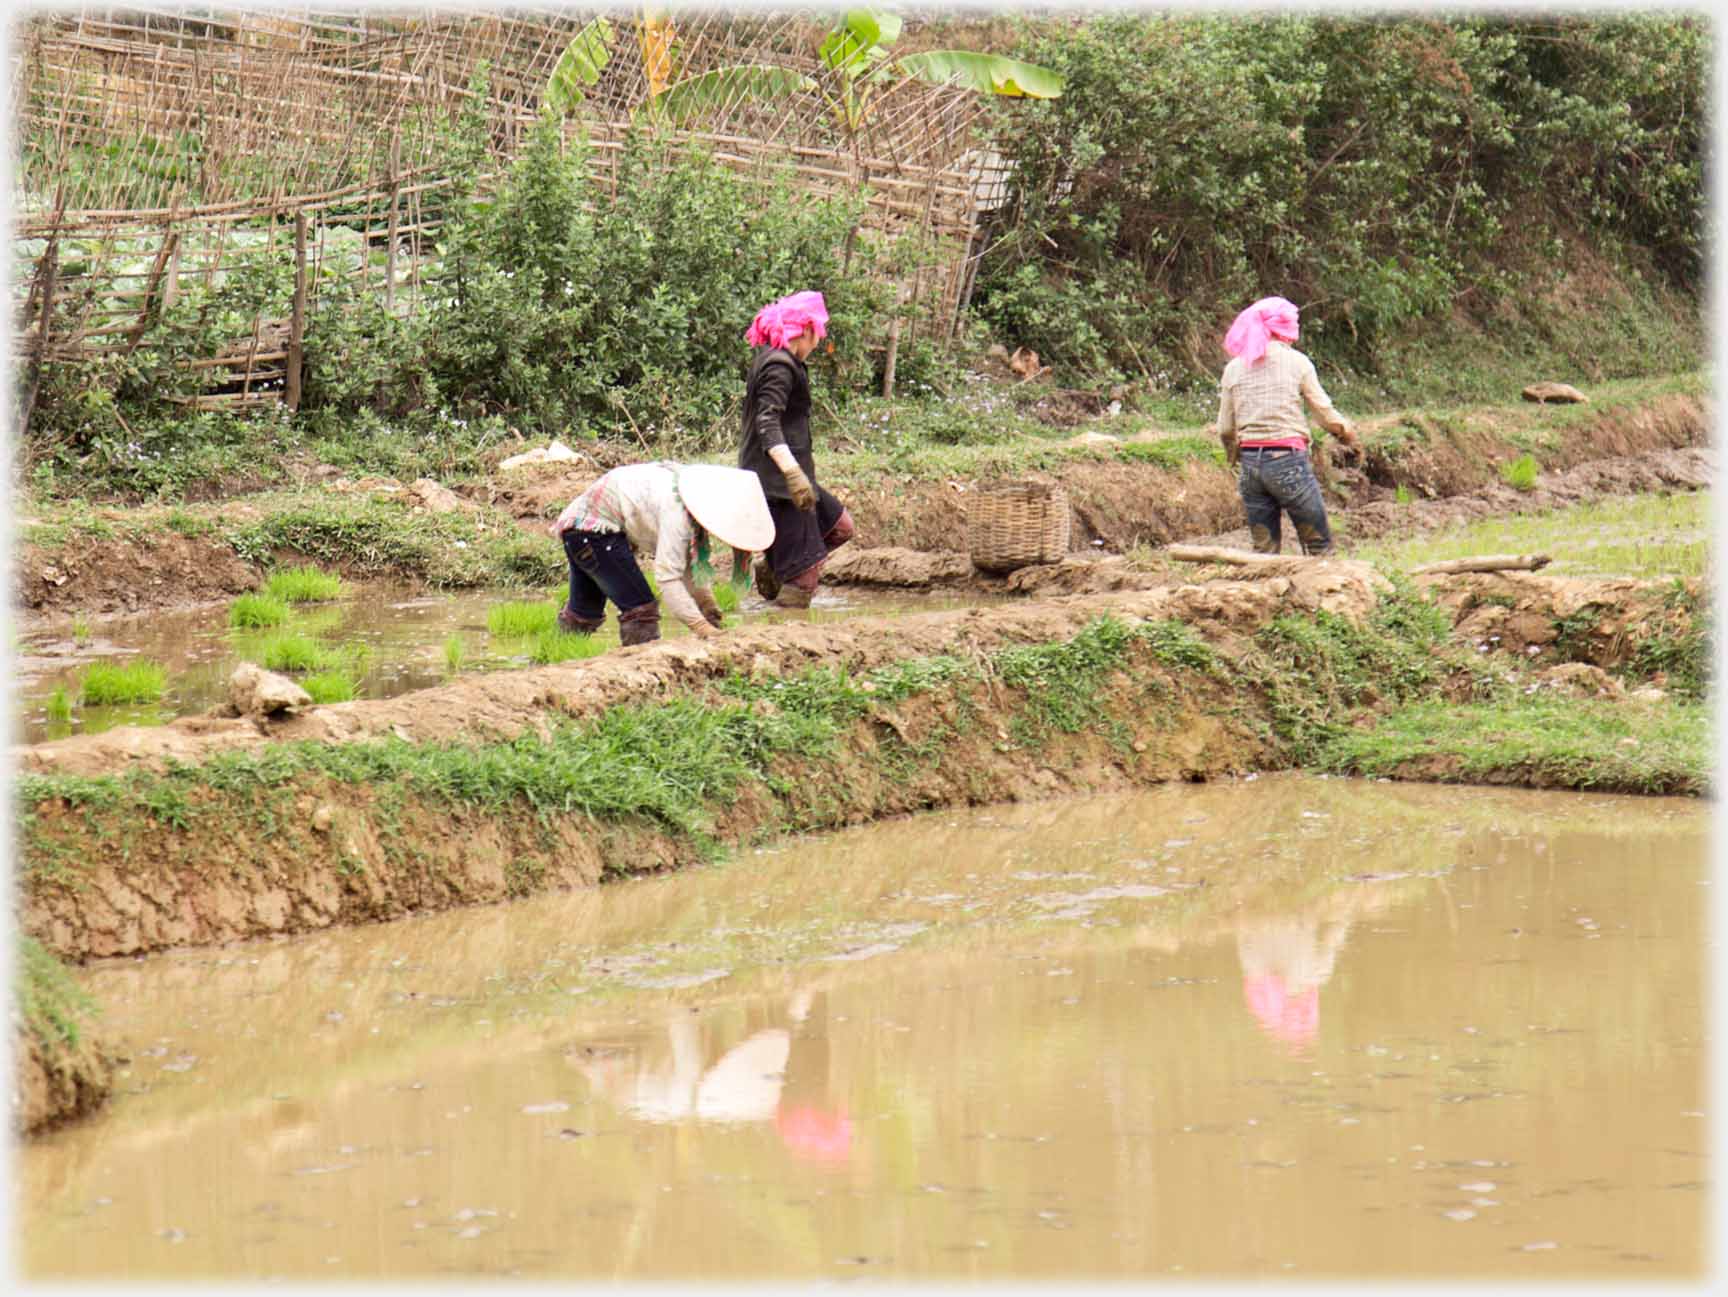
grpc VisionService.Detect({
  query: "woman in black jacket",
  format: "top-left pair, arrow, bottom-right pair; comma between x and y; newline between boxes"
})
737,290 -> 853,607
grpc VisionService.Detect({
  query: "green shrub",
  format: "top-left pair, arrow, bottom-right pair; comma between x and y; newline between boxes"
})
978,14 -> 1705,379
265,566 -> 346,603
80,660 -> 168,705
229,593 -> 291,628
417,116 -> 894,445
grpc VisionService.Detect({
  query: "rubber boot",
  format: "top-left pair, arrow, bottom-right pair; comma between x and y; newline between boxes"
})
558,605 -> 603,635
618,602 -> 662,646
754,557 -> 781,603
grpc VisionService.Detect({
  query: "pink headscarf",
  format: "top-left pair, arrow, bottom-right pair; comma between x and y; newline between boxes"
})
1223,296 -> 1300,365
746,290 -> 830,350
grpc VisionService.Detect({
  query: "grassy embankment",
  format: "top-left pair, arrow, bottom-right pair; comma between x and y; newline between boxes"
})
20,366 -> 1707,573
18,582 -> 1706,897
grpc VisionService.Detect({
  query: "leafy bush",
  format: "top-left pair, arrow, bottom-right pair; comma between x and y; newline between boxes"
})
977,14 -> 1705,380
417,117 -> 893,445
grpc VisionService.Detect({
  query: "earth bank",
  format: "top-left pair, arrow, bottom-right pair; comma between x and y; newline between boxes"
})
12,561 -> 1707,1134
13,390 -> 1707,620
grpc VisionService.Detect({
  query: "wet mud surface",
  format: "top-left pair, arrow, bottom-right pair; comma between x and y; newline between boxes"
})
17,777 -> 1707,1280
12,583 -> 997,745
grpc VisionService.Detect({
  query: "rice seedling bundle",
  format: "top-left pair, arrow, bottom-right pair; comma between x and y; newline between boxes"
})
265,566 -> 347,603
80,660 -> 168,705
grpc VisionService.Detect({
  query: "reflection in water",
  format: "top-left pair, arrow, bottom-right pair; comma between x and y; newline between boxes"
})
572,988 -> 855,1165
16,776 -> 1706,1280
1236,894 -> 1365,1053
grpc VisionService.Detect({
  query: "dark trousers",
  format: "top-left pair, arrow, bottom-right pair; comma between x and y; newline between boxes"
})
1237,448 -> 1334,555
561,528 -> 657,629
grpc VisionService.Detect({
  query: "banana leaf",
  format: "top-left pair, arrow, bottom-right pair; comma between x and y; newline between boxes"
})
644,65 -> 817,125
818,8 -> 902,78
895,50 -> 1064,98
544,17 -> 616,116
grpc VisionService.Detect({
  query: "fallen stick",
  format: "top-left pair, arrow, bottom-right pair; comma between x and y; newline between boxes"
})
1411,554 -> 1552,575
1165,545 -> 1320,566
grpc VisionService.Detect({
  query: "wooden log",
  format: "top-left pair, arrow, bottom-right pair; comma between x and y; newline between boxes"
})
384,133 -> 401,312
1166,545 -> 1320,566
120,221 -> 178,356
17,234 -> 60,444
286,209 -> 307,411
1411,554 -> 1553,576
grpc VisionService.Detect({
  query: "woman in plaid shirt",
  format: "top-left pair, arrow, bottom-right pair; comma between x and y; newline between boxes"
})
1215,296 -> 1364,556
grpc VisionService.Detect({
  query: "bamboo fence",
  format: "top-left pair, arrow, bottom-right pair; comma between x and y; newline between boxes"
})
11,6 -> 1000,416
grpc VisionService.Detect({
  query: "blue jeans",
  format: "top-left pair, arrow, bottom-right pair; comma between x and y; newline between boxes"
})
1237,448 -> 1334,555
561,528 -> 657,631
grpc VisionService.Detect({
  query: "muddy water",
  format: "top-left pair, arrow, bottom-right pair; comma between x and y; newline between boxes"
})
18,776 -> 1706,1280
12,583 -> 992,744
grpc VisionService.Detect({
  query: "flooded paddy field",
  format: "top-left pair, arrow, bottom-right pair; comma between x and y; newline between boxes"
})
17,775 -> 1706,1281
12,583 -> 996,745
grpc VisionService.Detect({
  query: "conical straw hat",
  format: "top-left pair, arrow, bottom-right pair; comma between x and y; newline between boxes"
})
676,464 -> 776,552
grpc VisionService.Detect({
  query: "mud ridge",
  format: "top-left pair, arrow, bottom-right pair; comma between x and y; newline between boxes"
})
14,394 -> 1705,620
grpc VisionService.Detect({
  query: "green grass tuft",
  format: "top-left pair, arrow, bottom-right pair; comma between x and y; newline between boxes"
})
531,628 -> 607,663
488,600 -> 560,639
1317,696 -> 1707,795
256,632 -> 339,673
301,670 -> 360,704
45,686 -> 74,723
1354,491 -> 1708,580
17,937 -> 97,1053
80,660 -> 168,705
1499,453 -> 1540,492
70,614 -> 92,646
229,592 -> 291,629
265,565 -> 346,603
444,633 -> 467,674
1116,435 -> 1227,470
711,581 -> 740,614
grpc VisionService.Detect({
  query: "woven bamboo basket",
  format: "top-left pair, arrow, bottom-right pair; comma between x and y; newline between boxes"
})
968,480 -> 1072,573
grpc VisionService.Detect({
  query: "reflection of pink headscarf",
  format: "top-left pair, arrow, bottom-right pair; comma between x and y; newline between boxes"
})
746,290 -> 830,349
1223,296 -> 1300,365
1243,972 -> 1319,1051
776,1104 -> 852,1163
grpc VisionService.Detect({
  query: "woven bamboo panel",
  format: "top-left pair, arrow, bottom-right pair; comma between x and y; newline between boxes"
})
968,481 -> 1072,573
12,6 -> 999,396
